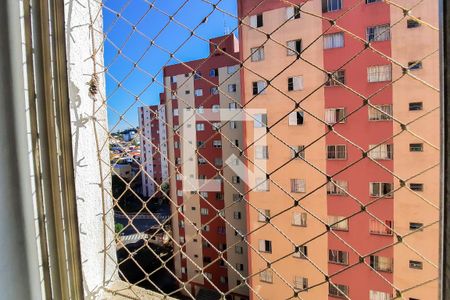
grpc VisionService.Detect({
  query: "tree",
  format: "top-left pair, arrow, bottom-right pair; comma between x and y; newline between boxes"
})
115,223 -> 124,234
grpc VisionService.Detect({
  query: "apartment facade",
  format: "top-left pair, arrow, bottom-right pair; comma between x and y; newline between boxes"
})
163,35 -> 249,299
138,102 -> 169,197
238,0 -> 439,300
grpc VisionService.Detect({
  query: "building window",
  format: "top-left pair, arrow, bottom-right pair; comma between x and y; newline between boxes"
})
288,76 -> 304,91
292,212 -> 307,227
249,14 -> 263,28
255,178 -> 270,191
370,255 -> 393,272
291,179 -> 306,193
329,283 -> 349,298
324,32 -> 344,49
407,18 -> 421,28
170,76 -> 177,83
214,157 -> 223,167
251,46 -> 265,62
255,145 -> 269,159
173,108 -> 179,116
235,245 -> 243,254
254,113 -> 268,128
196,123 -> 205,131
293,245 -> 308,259
409,143 -> 423,153
409,183 -> 424,191
368,65 -> 392,82
229,102 -> 238,110
293,276 -> 308,291
409,222 -> 423,230
408,61 -> 423,71
181,267 -> 186,274
252,80 -> 267,95
258,240 -> 272,253
368,104 -> 393,121
288,111 -> 304,125
228,84 -> 237,93
291,145 -> 305,159
219,276 -> 228,284
210,87 -> 219,95
198,157 -> 207,165
369,219 -> 393,235
369,290 -> 391,300
326,70 -> 345,86
409,260 -> 423,269
367,24 -> 391,42
230,121 -> 237,129
193,72 -> 202,80
327,145 -> 347,160
236,263 -> 244,271
287,39 -> 302,56
366,0 -> 382,3
368,144 -> 393,160
200,208 -> 209,215
329,249 -> 349,265
286,6 -> 301,20
325,108 -> 346,124
259,269 -> 273,283
202,225 -> 210,232
327,180 -> 348,195
233,193 -> 242,202
213,140 -> 222,148
409,102 -> 423,111
197,141 -> 206,149
369,182 -> 393,197
322,0 -> 342,12
227,65 -> 238,74
194,89 -> 203,96
216,193 -> 223,200
209,68 -> 218,77
233,211 -> 242,219
232,176 -> 241,184
211,104 -> 220,112
258,209 -> 270,222
329,216 -> 349,231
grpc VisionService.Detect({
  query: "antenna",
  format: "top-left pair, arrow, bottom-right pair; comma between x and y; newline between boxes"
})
223,12 -> 230,34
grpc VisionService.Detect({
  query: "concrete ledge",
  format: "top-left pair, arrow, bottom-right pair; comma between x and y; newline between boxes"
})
100,280 -> 178,300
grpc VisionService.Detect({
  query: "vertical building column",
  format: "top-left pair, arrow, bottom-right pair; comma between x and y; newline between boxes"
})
64,0 -> 118,295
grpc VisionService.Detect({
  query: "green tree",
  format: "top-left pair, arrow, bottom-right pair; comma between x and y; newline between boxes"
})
115,223 -> 124,234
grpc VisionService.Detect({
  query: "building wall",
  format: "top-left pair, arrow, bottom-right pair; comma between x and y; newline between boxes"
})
163,35 -> 248,299
239,0 -> 439,300
391,1 -> 440,299
139,105 -> 169,197
239,1 -> 328,299
324,1 -> 394,299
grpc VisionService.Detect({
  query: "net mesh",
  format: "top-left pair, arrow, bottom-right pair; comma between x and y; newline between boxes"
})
86,0 -> 440,299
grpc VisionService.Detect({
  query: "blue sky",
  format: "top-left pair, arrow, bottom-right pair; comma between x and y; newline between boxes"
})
103,0 -> 238,132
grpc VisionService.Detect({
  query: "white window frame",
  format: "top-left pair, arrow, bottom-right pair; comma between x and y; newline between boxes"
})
329,216 -> 349,231
288,76 -> 304,91
327,180 -> 348,195
325,108 -> 346,124
288,111 -> 304,125
196,123 -> 205,131
194,89 -> 203,96
368,104 -> 392,121
368,65 -> 392,82
368,144 -> 393,160
292,212 -> 307,227
251,46 -> 265,62
255,145 -> 269,159
324,32 -> 344,49
290,179 -> 306,193
369,182 -> 393,197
